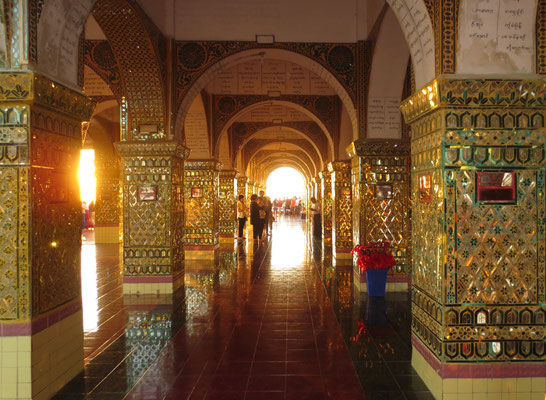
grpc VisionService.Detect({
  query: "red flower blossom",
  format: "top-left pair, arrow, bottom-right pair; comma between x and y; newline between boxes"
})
351,242 -> 396,273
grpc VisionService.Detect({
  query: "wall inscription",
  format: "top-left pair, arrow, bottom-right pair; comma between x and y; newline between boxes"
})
208,59 -> 335,95
457,0 -> 536,74
386,0 -> 435,89
367,97 -> 401,139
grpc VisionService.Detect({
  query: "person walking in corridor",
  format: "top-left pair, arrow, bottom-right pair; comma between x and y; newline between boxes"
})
310,197 -> 322,240
237,194 -> 247,240
250,194 -> 264,242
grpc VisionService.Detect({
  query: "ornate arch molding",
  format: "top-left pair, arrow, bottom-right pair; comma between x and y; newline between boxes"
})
92,0 -> 167,139
175,46 -> 358,143
241,138 -> 321,174
538,0 -> 546,74
386,0 -> 436,88
176,41 -> 356,108
84,40 -> 122,99
212,95 -> 339,155
229,121 -> 330,165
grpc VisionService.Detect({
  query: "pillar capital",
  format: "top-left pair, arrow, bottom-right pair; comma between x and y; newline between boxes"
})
238,175 -> 248,184
0,71 -> 95,120
346,139 -> 410,158
318,169 -> 331,179
400,78 -> 546,124
328,160 -> 351,173
219,169 -> 240,179
115,140 -> 189,159
185,159 -> 223,171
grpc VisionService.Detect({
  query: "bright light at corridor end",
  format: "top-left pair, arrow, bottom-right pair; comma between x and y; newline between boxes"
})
266,167 -> 305,199
79,149 -> 96,204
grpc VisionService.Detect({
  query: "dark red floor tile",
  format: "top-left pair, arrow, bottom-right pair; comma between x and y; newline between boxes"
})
245,392 -> 285,400
247,375 -> 286,392
251,361 -> 286,375
285,375 -> 325,392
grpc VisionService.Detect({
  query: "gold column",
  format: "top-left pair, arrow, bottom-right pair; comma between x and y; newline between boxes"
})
237,175 -> 248,198
184,160 -> 221,259
401,79 -> 546,398
347,140 -> 411,293
94,157 -> 121,243
0,72 -> 95,399
115,141 -> 188,295
218,170 -> 238,241
329,161 -> 353,258
319,170 -> 333,245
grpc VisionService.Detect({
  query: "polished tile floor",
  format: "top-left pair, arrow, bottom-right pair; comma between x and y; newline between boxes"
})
54,216 -> 433,399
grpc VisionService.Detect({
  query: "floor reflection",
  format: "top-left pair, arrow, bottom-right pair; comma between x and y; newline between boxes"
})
55,217 -> 432,400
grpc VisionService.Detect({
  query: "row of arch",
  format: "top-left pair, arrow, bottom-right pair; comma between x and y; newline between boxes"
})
20,0 -> 544,186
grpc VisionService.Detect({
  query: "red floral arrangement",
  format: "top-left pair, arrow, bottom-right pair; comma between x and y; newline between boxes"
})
351,241 -> 396,273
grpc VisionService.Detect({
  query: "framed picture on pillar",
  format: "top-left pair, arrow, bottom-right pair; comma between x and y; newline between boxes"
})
191,187 -> 203,198
476,171 -> 516,204
137,185 -> 157,201
374,184 -> 393,199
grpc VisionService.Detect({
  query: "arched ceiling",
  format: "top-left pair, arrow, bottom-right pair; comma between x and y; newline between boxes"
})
235,125 -> 325,170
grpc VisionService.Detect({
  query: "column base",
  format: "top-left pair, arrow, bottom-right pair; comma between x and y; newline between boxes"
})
94,225 -> 121,243
219,234 -> 235,243
122,272 -> 184,295
0,301 -> 83,400
412,335 -> 546,400
185,246 -> 218,259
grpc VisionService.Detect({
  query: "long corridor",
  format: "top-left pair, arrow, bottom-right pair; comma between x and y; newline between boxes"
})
54,217 -> 432,400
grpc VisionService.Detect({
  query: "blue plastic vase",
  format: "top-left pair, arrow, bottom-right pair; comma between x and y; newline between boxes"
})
365,269 -> 388,297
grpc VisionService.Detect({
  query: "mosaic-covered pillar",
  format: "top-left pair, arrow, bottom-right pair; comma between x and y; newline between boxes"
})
319,170 -> 333,245
401,79 -> 546,398
115,141 -> 189,295
237,175 -> 248,198
94,156 -> 121,243
329,161 -> 353,259
0,72 -> 95,399
218,170 -> 238,241
347,140 -> 411,293
184,160 -> 221,259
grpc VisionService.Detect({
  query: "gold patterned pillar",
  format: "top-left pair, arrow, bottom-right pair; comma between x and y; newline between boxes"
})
94,157 -> 121,243
347,140 -> 411,293
319,170 -> 333,245
237,175 -> 248,198
184,160 -> 221,259
401,79 -> 546,399
218,170 -> 238,242
329,161 -> 353,259
0,72 -> 95,399
115,141 -> 188,295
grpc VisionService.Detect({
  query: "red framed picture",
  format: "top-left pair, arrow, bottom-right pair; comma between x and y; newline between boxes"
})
476,171 -> 516,204
191,187 -> 203,198
137,185 -> 157,201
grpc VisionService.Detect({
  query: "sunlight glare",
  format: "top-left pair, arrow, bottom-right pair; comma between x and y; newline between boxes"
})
79,149 -> 96,204
266,167 -> 305,199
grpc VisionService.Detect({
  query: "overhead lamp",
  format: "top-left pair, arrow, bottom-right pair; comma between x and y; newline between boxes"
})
256,34 -> 275,44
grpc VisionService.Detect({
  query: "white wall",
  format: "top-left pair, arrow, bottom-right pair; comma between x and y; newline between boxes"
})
138,0 -> 375,42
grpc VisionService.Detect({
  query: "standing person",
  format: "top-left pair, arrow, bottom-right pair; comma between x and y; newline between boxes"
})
310,197 -> 322,239
250,194 -> 264,242
290,197 -> 296,215
257,198 -> 267,240
236,194 -> 247,240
